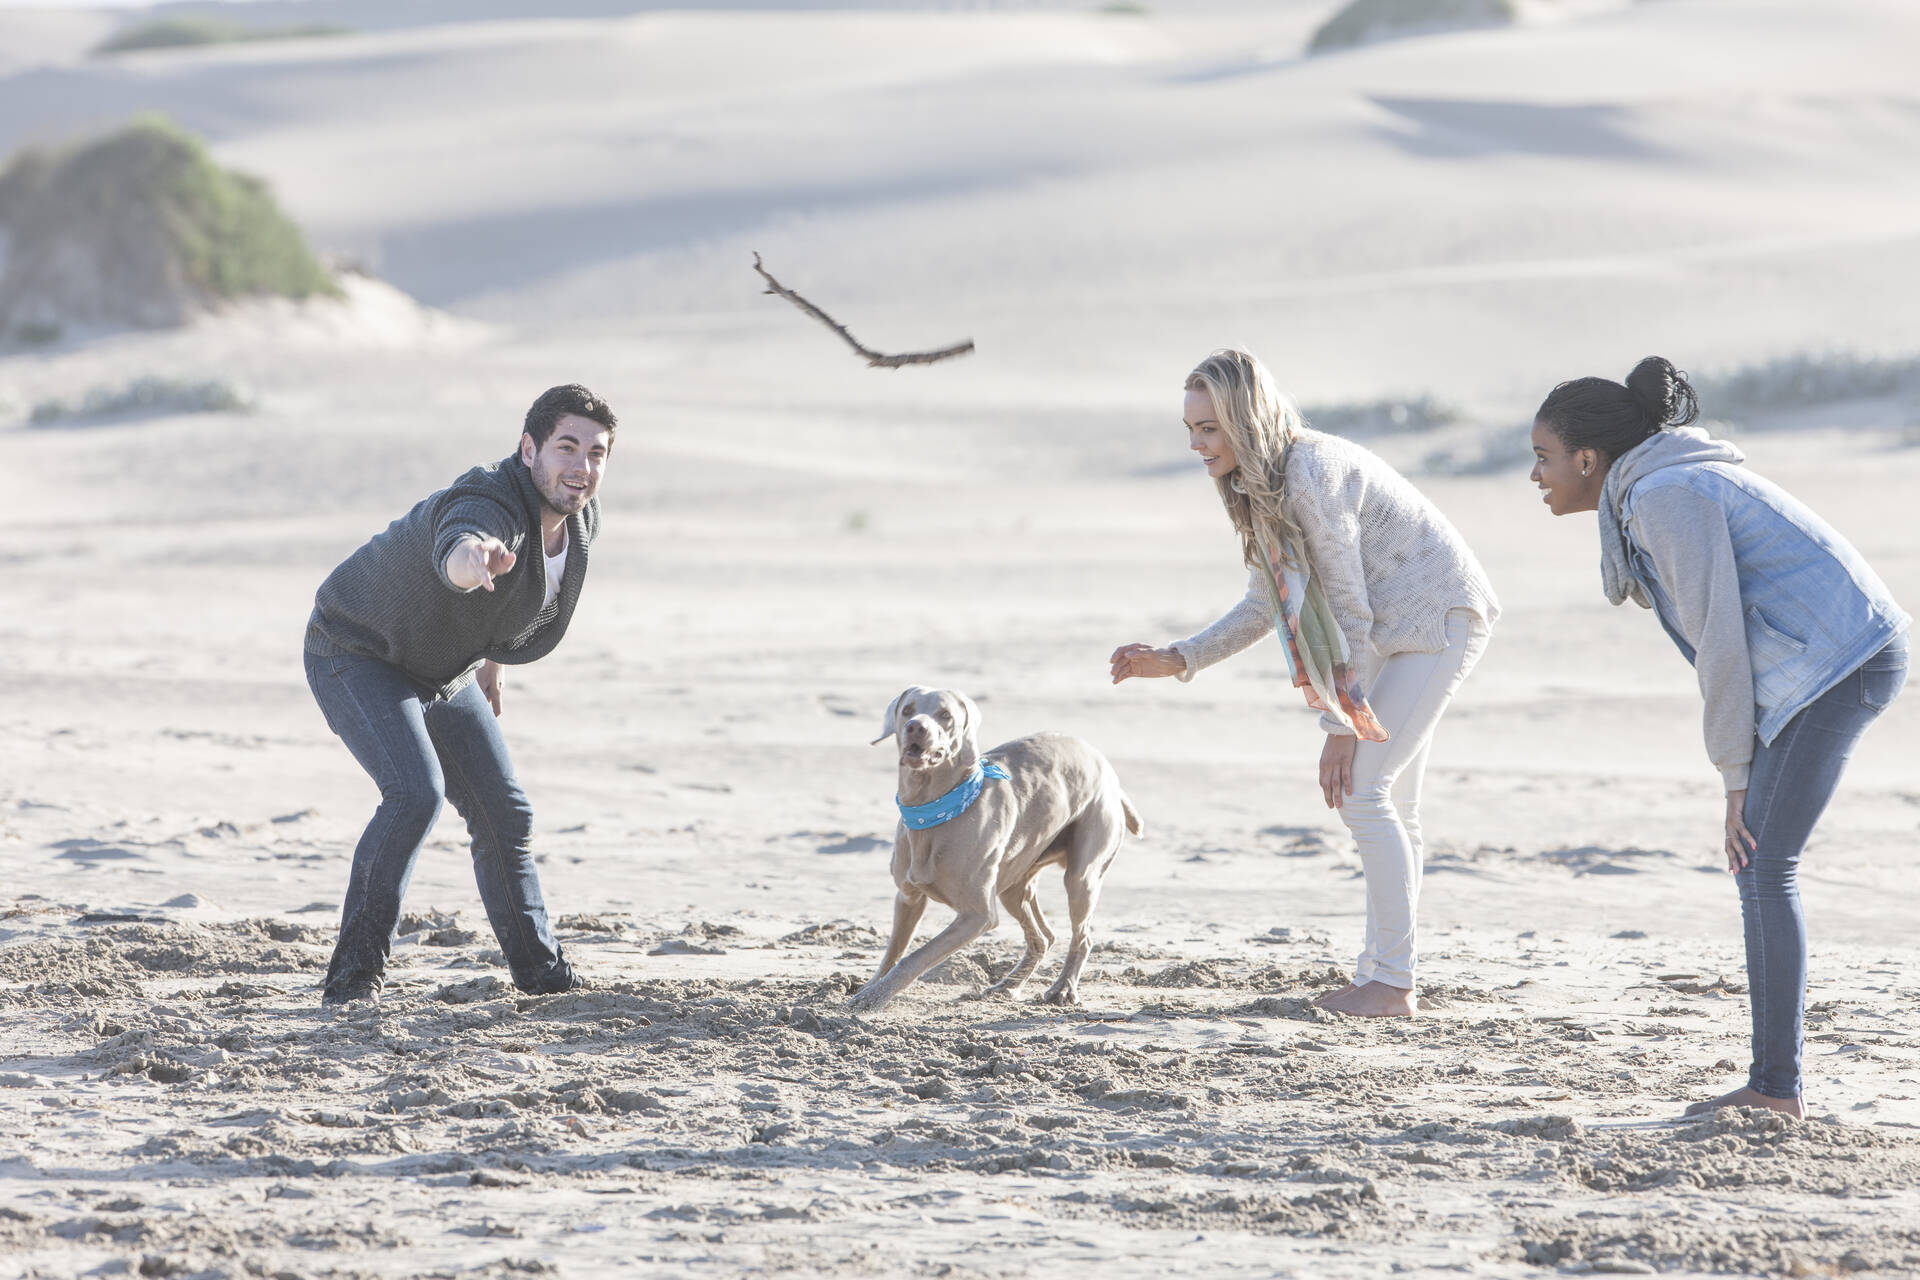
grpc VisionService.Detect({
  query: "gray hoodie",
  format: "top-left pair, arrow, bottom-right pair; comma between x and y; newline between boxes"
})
306,455 -> 599,699
1600,427 -> 1908,791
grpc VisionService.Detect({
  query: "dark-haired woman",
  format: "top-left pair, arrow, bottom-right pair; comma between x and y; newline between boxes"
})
1530,357 -> 1909,1118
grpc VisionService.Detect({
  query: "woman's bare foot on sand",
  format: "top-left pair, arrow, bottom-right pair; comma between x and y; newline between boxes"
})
1316,981 -> 1416,1018
1683,1085 -> 1805,1120
1311,982 -> 1359,1009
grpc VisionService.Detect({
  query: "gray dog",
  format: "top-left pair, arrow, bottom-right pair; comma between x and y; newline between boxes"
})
848,685 -> 1142,1013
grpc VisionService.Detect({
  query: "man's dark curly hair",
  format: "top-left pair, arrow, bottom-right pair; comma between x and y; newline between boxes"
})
523,384 -> 617,448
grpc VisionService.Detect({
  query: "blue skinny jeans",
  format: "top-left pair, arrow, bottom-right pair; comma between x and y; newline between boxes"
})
305,650 -> 574,1000
1738,632 -> 1908,1100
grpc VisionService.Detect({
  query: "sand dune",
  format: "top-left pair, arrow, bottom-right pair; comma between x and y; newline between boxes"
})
5,1 -> 1916,408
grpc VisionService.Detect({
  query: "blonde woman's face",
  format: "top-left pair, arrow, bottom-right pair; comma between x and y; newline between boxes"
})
1184,387 -> 1238,480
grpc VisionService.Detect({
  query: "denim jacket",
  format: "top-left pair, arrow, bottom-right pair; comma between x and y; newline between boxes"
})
1600,428 -> 1909,790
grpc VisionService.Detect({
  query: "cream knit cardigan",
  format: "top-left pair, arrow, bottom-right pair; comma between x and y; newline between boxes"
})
1170,428 -> 1499,730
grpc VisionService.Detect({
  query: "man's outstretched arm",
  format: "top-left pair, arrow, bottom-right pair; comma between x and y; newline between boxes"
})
444,536 -> 517,592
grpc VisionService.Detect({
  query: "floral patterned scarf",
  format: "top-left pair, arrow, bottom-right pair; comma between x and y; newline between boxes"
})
1255,528 -> 1389,742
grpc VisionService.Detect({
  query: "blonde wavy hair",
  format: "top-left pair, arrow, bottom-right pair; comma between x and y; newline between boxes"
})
1185,348 -> 1306,569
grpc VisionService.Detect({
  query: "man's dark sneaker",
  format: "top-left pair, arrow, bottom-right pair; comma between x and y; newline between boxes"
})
516,968 -> 587,997
321,980 -> 380,1007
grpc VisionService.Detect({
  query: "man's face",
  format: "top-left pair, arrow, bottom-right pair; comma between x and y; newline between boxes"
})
520,413 -> 612,517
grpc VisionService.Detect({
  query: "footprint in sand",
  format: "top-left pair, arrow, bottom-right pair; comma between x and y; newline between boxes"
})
650,938 -> 728,956
1540,845 -> 1679,877
814,833 -> 890,856
51,839 -> 148,864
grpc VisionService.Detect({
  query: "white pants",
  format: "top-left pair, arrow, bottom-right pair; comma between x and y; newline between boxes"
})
1337,607 -> 1489,989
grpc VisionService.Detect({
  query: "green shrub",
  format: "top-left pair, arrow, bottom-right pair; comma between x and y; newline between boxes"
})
1308,0 -> 1519,55
94,18 -> 349,55
0,115 -> 339,333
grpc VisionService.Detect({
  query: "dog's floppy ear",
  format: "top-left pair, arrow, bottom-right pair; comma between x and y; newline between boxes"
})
953,691 -> 983,754
871,686 -> 930,746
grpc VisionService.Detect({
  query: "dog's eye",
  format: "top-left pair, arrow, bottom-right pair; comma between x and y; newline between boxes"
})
936,711 -> 951,724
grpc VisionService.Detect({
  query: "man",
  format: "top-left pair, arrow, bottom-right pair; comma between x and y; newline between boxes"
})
303,384 -> 616,1005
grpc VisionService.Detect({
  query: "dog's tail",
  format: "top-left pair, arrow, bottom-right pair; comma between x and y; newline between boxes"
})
1121,794 -> 1144,838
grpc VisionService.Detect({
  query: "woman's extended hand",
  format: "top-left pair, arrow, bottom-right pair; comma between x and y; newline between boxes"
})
1319,734 -> 1357,809
1725,789 -> 1757,871
1110,643 -> 1186,684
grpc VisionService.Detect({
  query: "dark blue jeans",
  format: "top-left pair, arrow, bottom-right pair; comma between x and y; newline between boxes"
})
1739,632 -> 1908,1099
305,650 -> 574,1000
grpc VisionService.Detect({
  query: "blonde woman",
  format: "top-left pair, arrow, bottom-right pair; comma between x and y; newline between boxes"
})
1110,349 -> 1499,1017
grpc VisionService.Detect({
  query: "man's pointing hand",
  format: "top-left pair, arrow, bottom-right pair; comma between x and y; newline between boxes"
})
447,536 -> 517,592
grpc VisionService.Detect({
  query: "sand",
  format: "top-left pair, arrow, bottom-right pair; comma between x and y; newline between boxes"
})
4,1 -> 1920,1276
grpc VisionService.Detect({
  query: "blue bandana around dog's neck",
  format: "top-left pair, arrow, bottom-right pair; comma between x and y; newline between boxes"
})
896,760 -> 1009,830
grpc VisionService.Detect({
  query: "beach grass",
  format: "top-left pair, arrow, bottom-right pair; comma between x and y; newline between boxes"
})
1307,0 -> 1519,55
93,17 -> 350,56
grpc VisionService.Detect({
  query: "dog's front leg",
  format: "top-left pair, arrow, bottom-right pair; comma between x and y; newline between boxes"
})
905,828 -> 937,887
870,889 -> 928,982
849,906 -> 993,1014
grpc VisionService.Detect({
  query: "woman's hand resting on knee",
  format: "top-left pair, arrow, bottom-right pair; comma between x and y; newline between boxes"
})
1320,734 -> 1357,809
1110,644 -> 1185,684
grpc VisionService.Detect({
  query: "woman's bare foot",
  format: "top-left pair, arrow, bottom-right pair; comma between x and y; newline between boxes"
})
1316,980 -> 1416,1018
1310,982 -> 1359,1009
1683,1085 -> 1805,1120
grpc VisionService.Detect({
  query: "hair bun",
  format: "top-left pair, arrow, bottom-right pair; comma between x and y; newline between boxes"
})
1624,356 -> 1699,430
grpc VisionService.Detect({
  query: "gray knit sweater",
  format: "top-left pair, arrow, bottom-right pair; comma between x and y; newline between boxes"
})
304,455 -> 599,699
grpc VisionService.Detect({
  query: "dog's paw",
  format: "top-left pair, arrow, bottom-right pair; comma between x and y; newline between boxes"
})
847,985 -> 891,1014
981,980 -> 1023,1000
1041,984 -> 1081,1008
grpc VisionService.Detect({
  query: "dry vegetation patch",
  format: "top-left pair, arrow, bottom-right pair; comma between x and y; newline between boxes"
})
1308,0 -> 1520,55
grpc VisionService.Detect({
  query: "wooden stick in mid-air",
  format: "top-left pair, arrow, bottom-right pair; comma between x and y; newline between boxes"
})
751,253 -> 975,369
